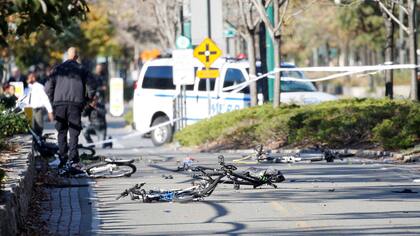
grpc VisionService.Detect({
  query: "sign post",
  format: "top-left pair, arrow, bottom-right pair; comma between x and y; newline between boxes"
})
172,49 -> 195,86
193,37 -> 222,117
109,77 -> 124,117
172,49 -> 194,130
9,82 -> 24,99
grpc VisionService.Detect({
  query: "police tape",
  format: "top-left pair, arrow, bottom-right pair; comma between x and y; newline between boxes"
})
88,84 -> 198,147
86,117 -> 181,146
223,64 -> 420,93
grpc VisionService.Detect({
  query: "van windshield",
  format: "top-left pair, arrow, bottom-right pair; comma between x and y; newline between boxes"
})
247,67 -> 317,92
142,66 -> 175,90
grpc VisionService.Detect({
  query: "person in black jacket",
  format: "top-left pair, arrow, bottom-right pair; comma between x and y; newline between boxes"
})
45,47 -> 96,171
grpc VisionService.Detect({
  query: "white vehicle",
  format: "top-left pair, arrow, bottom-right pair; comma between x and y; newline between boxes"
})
133,59 -> 336,146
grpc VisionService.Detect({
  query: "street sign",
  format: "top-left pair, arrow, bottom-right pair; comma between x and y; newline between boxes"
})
224,26 -> 236,38
9,82 -> 24,98
193,37 -> 222,79
193,38 -> 222,69
109,77 -> 124,117
172,49 -> 195,85
196,69 -> 219,79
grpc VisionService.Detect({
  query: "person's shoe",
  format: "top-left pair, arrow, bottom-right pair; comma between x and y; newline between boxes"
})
49,155 -> 61,168
57,154 -> 68,169
68,161 -> 86,176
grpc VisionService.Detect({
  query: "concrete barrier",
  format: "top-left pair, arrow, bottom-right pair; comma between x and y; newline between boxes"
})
0,135 -> 34,236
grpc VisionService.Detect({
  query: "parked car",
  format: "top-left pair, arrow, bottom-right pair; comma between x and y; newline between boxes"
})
132,58 -> 336,146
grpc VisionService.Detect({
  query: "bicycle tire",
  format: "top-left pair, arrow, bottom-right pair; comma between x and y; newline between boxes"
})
78,146 -> 96,160
86,163 -> 136,178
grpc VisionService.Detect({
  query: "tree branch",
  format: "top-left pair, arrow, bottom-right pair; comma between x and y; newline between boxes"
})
251,0 -> 275,38
285,0 -> 318,22
264,0 -> 273,8
274,0 -> 289,33
376,0 -> 409,33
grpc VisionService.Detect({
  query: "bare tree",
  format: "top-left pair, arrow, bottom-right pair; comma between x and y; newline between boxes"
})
238,0 -> 261,106
150,0 -> 182,49
252,0 -> 289,107
105,0 -> 181,51
376,0 -> 418,101
378,0 -> 396,99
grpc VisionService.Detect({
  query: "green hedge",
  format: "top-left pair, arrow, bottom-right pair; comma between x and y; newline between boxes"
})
0,105 -> 29,148
0,112 -> 28,139
175,99 -> 420,150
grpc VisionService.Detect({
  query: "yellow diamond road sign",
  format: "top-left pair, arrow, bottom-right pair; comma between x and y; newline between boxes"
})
193,38 -> 222,69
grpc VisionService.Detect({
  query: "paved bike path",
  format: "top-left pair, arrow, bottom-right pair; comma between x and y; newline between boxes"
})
40,177 -> 94,235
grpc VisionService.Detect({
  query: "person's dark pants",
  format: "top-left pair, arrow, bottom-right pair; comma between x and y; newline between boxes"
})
54,104 -> 83,164
83,125 -> 107,147
32,108 -> 44,138
31,108 -> 44,151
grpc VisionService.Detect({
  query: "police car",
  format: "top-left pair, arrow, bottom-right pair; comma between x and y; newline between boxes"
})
132,59 -> 336,146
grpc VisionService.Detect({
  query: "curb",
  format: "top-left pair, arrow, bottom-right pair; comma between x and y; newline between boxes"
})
0,135 -> 33,236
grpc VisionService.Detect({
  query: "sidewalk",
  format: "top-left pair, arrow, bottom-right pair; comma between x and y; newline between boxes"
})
40,177 -> 94,235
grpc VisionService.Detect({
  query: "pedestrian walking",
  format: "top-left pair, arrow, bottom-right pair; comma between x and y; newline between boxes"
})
23,72 -> 54,137
45,47 -> 96,173
94,64 -> 108,104
82,97 -> 107,147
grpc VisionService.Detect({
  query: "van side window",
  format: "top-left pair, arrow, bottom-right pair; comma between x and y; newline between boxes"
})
224,68 -> 249,94
185,84 -> 194,90
142,66 -> 175,90
198,79 -> 215,91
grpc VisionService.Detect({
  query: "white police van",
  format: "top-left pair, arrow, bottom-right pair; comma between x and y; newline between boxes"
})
133,58 -> 336,146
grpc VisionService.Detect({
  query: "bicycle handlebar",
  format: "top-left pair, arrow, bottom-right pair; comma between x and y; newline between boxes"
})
116,183 -> 146,200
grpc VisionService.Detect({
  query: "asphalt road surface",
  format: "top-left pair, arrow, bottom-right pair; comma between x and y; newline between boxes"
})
89,116 -> 420,236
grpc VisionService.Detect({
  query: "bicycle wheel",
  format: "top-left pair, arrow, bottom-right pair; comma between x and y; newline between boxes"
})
86,163 -> 136,178
78,146 -> 96,160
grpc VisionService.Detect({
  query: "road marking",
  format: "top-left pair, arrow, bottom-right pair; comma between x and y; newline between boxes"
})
271,201 -> 311,228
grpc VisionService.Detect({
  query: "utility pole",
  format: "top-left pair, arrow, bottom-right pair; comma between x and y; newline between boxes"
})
259,0 -> 269,102
265,3 -> 274,102
206,0 -> 212,117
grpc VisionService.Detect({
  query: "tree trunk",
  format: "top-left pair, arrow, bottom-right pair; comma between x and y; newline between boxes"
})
399,5 -> 406,65
408,0 -> 418,101
273,34 -> 281,107
383,5 -> 395,99
246,31 -> 258,106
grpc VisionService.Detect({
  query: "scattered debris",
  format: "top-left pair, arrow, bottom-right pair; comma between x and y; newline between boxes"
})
176,157 -> 197,171
394,145 -> 420,163
392,188 -> 418,194
233,144 -> 356,164
162,174 -> 174,179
